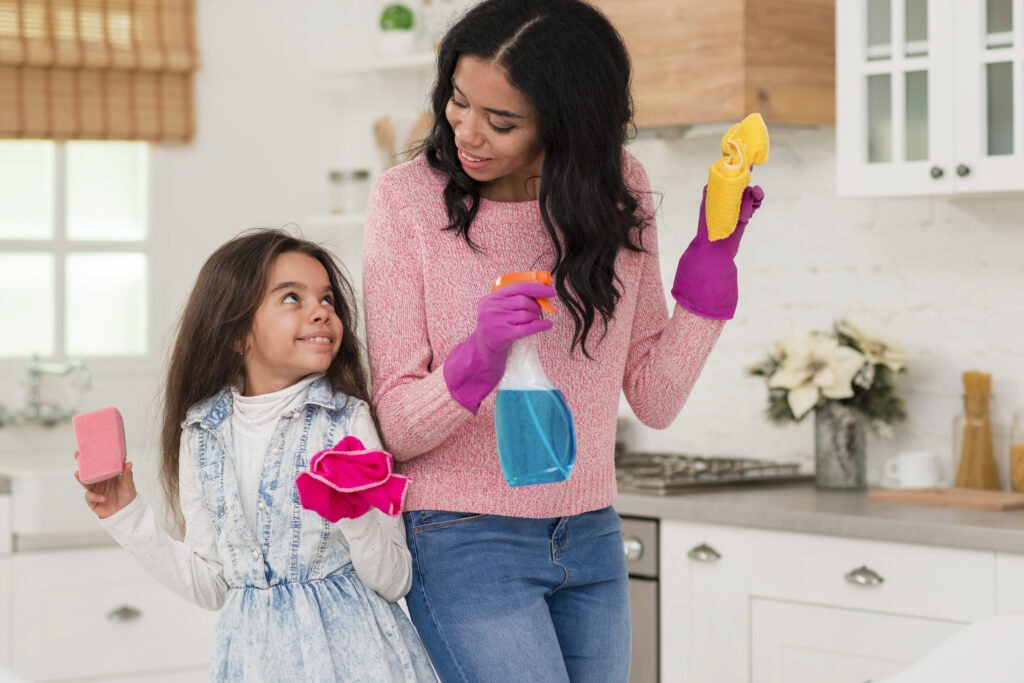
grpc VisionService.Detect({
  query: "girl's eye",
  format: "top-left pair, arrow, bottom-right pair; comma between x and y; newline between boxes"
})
282,293 -> 299,303
320,296 -> 334,306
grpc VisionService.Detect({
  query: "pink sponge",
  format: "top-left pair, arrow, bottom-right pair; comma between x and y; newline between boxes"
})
73,407 -> 127,485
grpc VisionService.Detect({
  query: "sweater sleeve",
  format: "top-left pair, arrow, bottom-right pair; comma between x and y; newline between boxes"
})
620,159 -> 726,429
99,441 -> 229,610
362,173 -> 474,460
334,402 -> 412,602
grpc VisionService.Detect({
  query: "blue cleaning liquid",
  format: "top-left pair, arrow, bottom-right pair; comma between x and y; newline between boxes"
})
495,388 -> 577,487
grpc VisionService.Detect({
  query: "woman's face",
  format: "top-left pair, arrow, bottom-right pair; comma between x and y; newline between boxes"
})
445,55 -> 545,202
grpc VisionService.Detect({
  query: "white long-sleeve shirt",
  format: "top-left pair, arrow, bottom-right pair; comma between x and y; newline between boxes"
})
100,381 -> 412,608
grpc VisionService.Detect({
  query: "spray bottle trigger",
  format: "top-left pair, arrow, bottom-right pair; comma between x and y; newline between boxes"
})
491,271 -> 555,314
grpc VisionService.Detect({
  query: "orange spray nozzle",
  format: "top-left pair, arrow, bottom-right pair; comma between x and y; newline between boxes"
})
491,270 -> 555,314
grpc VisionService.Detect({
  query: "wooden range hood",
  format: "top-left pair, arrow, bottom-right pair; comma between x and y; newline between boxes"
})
594,0 -> 835,129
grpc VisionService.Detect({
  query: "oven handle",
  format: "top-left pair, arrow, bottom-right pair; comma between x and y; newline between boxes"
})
687,543 -> 722,563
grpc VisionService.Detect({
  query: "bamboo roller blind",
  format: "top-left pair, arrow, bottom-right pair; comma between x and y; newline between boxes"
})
0,0 -> 198,141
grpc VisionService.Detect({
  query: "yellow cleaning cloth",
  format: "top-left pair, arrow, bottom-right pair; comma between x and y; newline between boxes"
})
706,113 -> 769,241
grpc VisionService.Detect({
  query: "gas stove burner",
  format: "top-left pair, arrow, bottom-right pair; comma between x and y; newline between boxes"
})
615,451 -> 811,495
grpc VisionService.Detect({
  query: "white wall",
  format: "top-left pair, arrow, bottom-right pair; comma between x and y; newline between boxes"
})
627,126 -> 1024,485
2,1 -> 1022,490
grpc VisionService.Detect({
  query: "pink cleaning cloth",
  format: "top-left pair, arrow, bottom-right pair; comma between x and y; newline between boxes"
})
295,436 -> 409,522
73,406 -> 127,485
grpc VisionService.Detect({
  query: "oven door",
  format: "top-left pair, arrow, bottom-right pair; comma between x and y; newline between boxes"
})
622,516 -> 658,683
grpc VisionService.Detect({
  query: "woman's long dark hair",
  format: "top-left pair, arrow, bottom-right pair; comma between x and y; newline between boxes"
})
159,229 -> 370,521
423,0 -> 649,356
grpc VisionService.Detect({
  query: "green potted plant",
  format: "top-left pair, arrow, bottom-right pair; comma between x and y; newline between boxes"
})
377,3 -> 417,55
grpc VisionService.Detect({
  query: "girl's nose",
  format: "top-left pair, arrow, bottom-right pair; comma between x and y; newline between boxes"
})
311,303 -> 332,323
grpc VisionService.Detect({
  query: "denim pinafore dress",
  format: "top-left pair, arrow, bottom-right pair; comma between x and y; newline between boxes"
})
186,383 -> 435,682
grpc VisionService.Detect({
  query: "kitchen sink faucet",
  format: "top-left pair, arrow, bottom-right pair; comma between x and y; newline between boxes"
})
0,355 -> 91,428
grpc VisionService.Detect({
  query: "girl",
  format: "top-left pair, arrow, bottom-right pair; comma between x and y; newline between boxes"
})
78,229 -> 436,682
361,0 -> 764,681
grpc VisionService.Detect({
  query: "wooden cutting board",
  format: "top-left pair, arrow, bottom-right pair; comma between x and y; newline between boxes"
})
869,487 -> 1024,510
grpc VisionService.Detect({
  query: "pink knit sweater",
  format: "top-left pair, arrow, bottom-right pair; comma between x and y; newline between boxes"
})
362,152 -> 724,518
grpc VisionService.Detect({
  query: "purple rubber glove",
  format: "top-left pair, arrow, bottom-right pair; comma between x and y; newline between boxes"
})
671,184 -> 765,320
443,282 -> 556,414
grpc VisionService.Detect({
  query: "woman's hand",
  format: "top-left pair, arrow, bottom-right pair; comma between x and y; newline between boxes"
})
443,281 -> 556,414
671,185 -> 764,320
74,455 -> 137,519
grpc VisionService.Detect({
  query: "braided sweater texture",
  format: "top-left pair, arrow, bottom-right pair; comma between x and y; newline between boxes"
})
362,151 -> 724,518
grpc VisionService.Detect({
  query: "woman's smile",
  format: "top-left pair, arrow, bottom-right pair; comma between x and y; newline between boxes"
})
457,147 -> 493,169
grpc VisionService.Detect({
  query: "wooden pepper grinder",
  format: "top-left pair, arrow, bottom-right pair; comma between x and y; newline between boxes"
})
954,370 -> 1000,489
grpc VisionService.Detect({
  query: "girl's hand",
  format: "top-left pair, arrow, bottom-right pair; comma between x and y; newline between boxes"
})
74,454 -> 137,519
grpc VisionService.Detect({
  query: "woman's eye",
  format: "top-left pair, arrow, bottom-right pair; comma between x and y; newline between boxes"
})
449,96 -> 468,109
490,123 -> 515,134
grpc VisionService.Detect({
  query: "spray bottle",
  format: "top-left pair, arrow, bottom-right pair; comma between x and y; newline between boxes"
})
491,271 -> 577,487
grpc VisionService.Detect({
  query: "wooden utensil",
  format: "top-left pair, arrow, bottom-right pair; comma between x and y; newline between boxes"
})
373,115 -> 397,169
401,110 -> 433,160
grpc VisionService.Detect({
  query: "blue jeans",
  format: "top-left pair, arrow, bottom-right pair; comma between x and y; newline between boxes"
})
403,506 -> 631,683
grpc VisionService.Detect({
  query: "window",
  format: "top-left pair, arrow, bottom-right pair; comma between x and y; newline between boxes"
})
0,140 -> 149,358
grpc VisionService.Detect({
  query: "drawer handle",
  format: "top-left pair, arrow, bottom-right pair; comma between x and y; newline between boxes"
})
844,565 -> 884,587
106,605 -> 143,623
623,536 -> 644,562
687,543 -> 721,563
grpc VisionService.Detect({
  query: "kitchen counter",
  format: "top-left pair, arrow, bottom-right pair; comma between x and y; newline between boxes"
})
615,482 -> 1024,554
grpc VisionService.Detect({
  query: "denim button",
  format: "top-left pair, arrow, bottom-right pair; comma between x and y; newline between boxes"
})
258,501 -> 267,511
273,448 -> 282,455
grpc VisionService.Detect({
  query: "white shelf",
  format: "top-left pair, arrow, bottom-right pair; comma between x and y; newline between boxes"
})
326,51 -> 435,77
306,213 -> 365,231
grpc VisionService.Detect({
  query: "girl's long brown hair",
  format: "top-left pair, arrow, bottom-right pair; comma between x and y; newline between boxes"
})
159,229 -> 370,524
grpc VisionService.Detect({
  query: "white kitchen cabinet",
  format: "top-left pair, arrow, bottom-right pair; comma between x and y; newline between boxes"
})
660,522 -> 749,683
3,546 -> 216,682
836,0 -> 1024,197
660,520 -> 1006,682
750,599 -> 964,683
0,557 -> 9,668
745,529 -> 995,622
995,551 -> 1024,612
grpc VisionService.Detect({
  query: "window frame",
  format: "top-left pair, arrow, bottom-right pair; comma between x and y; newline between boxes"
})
0,140 -> 155,373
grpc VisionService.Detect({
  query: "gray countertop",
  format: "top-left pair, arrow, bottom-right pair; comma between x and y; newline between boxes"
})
614,482 -> 1024,554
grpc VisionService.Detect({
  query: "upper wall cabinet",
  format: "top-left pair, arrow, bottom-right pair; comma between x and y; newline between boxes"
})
594,0 -> 835,129
837,0 -> 1024,197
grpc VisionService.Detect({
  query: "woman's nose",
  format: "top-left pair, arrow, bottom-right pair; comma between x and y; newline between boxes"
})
454,112 -> 484,147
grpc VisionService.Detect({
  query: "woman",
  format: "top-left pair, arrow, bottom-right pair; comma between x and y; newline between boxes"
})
362,1 -> 763,680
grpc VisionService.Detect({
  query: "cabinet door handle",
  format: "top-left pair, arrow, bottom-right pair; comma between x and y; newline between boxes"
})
929,165 -> 944,179
844,565 -> 884,587
106,605 -> 143,623
623,536 -> 644,562
687,543 -> 721,562
956,163 -> 971,177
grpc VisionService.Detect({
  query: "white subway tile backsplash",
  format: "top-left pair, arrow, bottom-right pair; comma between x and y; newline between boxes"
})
624,127 -> 1024,481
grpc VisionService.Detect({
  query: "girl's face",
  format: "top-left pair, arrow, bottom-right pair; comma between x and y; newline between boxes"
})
241,252 -> 343,396
446,55 -> 545,202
